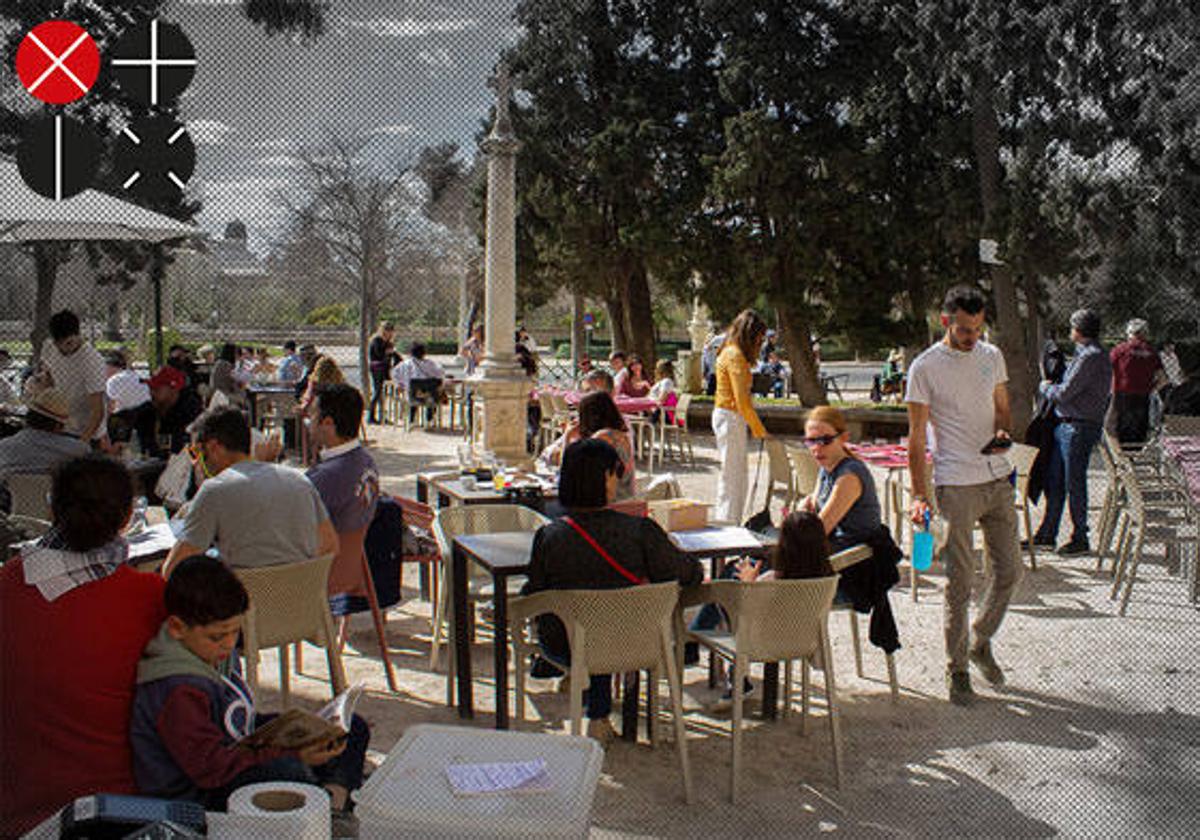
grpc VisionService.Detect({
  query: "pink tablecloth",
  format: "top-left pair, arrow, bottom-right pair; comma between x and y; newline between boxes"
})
851,443 -> 913,471
1162,436 -> 1200,506
541,387 -> 658,414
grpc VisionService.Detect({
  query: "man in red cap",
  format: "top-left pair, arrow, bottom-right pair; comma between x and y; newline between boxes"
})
147,366 -> 204,457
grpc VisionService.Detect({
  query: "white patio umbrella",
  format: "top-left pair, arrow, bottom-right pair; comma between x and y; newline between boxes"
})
0,157 -> 198,364
0,158 -> 195,243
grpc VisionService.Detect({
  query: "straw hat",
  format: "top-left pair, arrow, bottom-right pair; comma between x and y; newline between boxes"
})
25,387 -> 70,424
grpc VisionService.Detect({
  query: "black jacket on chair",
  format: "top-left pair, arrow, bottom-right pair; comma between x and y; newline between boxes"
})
837,525 -> 902,654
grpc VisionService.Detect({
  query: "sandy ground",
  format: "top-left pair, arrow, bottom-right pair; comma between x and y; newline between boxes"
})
254,422 -> 1200,839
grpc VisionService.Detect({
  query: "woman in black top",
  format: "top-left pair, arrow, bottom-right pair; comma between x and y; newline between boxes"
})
523,439 -> 702,742
366,321 -> 395,424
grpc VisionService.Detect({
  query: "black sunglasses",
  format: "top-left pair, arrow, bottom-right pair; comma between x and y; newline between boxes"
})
803,434 -> 838,447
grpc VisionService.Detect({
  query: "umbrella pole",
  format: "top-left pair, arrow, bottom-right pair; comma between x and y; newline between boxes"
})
153,246 -> 164,369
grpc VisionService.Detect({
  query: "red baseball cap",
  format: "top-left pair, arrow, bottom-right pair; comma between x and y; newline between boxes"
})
147,366 -> 186,390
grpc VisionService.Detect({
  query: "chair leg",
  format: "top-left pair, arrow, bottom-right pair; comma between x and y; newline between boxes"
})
279,644 -> 291,709
848,611 -> 864,678
294,641 -> 304,676
729,656 -> 745,803
336,616 -> 349,655
320,605 -> 348,698
801,659 -> 810,736
647,667 -> 659,748
660,628 -> 694,804
1021,501 -> 1037,571
1111,517 -> 1132,598
886,652 -> 899,703
362,553 -> 398,693
514,632 -> 527,727
821,631 -> 844,790
782,660 -> 792,720
1118,528 -> 1146,617
568,666 -> 585,738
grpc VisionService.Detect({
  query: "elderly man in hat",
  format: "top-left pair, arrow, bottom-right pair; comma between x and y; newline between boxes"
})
0,389 -> 90,513
1030,309 -> 1113,557
1110,318 -> 1164,445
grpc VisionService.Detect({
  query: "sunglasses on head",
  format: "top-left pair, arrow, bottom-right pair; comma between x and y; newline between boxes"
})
803,434 -> 838,447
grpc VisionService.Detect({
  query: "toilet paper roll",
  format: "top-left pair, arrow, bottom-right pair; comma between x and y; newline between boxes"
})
208,782 -> 331,840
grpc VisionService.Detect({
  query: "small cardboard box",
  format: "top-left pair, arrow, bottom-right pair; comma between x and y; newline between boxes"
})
647,499 -> 710,532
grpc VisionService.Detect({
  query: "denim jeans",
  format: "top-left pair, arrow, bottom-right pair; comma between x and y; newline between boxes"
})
1036,420 -> 1103,545
203,713 -> 371,810
537,643 -> 613,719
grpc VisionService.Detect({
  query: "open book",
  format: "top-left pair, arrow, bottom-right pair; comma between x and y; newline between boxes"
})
237,684 -> 364,751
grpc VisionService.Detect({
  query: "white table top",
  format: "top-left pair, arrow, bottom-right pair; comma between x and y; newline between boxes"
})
668,525 -> 775,558
354,723 -> 603,839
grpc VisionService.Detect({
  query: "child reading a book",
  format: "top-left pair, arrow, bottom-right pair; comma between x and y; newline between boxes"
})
129,554 -> 369,822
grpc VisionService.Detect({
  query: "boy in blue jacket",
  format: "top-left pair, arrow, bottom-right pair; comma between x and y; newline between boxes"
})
130,554 -> 369,820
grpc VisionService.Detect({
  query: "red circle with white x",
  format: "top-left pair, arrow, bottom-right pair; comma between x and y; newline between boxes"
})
15,21 -> 100,105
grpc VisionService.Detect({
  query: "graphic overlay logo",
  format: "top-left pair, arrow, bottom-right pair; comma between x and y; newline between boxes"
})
15,20 -> 100,105
110,19 -> 196,106
17,115 -> 102,200
113,116 -> 196,201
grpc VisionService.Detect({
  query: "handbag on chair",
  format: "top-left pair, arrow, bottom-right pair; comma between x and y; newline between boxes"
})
742,439 -> 774,534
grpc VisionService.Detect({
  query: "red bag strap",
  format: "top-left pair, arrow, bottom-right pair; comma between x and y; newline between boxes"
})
563,516 -> 647,585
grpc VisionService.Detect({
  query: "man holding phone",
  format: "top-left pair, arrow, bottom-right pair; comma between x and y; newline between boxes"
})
905,285 -> 1023,706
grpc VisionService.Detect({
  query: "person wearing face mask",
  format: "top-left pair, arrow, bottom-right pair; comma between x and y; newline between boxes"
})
37,309 -> 108,444
161,408 -> 338,576
906,285 -> 1022,706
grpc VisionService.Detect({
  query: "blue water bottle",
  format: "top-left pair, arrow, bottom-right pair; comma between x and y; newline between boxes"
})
912,509 -> 934,572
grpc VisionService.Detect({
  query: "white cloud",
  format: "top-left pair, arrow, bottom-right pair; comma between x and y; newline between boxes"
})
417,48 -> 454,69
257,154 -> 303,170
342,16 -> 478,38
364,124 -> 414,137
188,119 -> 234,145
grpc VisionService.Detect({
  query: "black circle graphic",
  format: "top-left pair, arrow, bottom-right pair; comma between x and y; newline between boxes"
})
16,116 -> 102,200
112,116 -> 196,202
111,19 -> 196,106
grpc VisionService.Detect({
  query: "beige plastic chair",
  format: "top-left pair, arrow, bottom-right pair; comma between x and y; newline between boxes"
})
235,554 -> 346,708
430,504 -> 551,703
658,393 -> 695,466
765,439 -> 793,509
683,576 -> 842,801
3,513 -> 51,539
635,473 -> 682,501
8,473 -> 52,520
822,544 -> 899,703
1007,443 -> 1039,571
1163,414 -> 1200,437
624,414 -> 658,472
509,581 -> 693,803
785,445 -> 821,503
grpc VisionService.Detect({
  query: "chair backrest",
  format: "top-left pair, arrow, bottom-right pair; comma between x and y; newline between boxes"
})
1008,442 -> 1039,496
432,504 -> 550,569
537,581 -> 680,674
766,439 -> 792,492
829,544 -> 872,572
636,473 -> 681,501
674,394 -> 693,431
785,445 -> 821,499
327,525 -> 370,595
709,576 -> 838,662
394,495 -> 435,533
8,473 -> 52,519
1163,414 -> 1200,437
538,392 -> 557,419
235,554 -> 336,648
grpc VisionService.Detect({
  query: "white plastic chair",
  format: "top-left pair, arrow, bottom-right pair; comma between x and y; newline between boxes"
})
509,581 -> 694,803
658,393 -> 695,466
821,544 -> 900,703
683,576 -> 842,801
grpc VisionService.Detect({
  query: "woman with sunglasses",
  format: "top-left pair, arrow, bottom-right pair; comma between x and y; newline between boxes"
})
798,405 -> 883,552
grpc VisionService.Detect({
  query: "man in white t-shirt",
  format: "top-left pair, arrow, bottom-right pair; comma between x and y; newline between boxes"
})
906,285 -> 1023,706
104,350 -> 151,414
38,310 -> 107,443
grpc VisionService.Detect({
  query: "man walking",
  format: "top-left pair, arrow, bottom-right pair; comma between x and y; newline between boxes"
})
1029,310 -> 1112,557
1110,319 -> 1162,445
906,285 -> 1023,705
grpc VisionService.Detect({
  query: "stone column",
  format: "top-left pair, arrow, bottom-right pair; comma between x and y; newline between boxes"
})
470,62 -> 531,464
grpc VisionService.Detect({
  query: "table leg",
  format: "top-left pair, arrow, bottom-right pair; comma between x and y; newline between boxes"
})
248,393 -> 258,429
492,572 -> 510,730
416,477 -> 428,505
621,671 -> 640,741
761,662 -> 779,719
452,545 -> 473,719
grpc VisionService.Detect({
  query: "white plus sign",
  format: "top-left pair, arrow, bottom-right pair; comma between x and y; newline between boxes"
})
110,19 -> 196,106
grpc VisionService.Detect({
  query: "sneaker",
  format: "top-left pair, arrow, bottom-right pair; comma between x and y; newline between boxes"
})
969,642 -> 1006,686
586,717 -> 617,746
947,670 -> 974,706
557,675 -> 571,695
1020,536 -> 1055,550
683,641 -> 700,667
709,677 -> 755,713
530,655 -> 565,679
1056,540 -> 1090,557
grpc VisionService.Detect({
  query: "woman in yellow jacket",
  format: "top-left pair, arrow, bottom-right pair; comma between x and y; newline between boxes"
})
712,309 -> 769,523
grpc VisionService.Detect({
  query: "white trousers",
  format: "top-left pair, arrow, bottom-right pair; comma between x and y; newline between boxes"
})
712,407 -> 749,525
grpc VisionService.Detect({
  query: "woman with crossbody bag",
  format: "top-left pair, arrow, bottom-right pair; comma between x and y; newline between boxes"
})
522,439 -> 703,743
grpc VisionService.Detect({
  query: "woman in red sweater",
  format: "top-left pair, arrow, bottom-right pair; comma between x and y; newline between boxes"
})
1,455 -> 165,837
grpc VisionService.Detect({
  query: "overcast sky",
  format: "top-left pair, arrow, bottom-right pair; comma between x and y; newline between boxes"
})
167,0 -> 520,252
